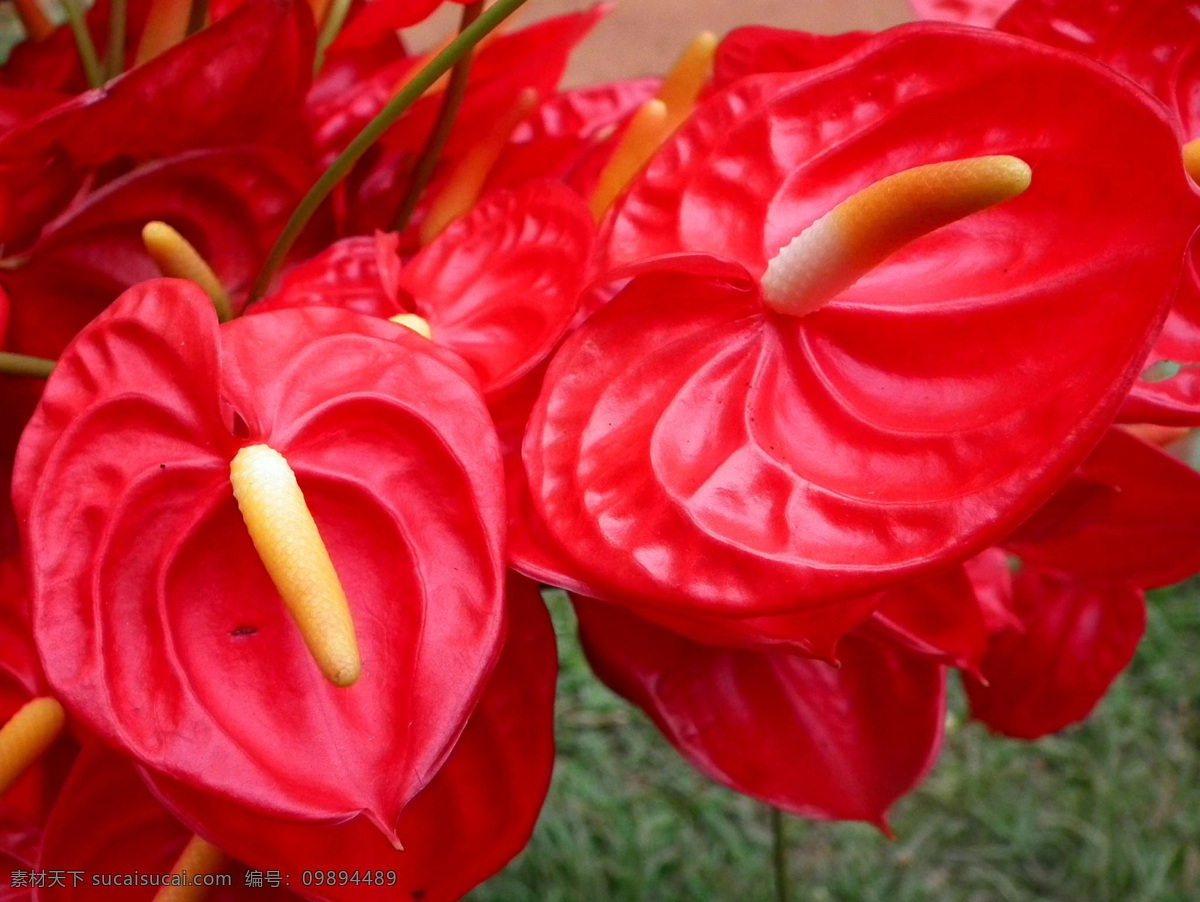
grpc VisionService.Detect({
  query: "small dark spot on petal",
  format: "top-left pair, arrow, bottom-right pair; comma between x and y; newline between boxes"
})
231,625 -> 258,638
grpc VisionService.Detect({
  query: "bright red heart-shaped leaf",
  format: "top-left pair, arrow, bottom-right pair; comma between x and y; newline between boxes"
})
3,148 -> 310,359
1006,427 -> 1200,589
13,280 -> 505,840
144,575 -> 557,901
36,745 -> 299,901
575,595 -> 945,829
528,26 -> 1197,621
965,563 -> 1145,739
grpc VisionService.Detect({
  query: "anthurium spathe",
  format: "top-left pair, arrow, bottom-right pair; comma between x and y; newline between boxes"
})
2,148 -> 311,360
574,595 -> 945,829
261,180 -> 593,400
143,575 -> 557,902
1005,427 -> 1200,590
992,0 -> 1200,427
11,279 -> 506,844
962,564 -> 1146,740
35,745 -> 300,901
524,25 -> 1199,626
0,0 -> 315,251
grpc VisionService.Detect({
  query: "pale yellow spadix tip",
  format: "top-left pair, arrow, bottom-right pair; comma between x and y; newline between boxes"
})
657,31 -> 717,135
389,313 -> 434,339
230,444 -> 361,687
1183,139 -> 1200,185
143,221 -> 234,323
761,155 -> 1032,317
589,99 -> 671,221
0,697 -> 65,797
153,836 -> 229,902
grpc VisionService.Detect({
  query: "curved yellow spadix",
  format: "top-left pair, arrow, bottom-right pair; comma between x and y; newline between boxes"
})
142,221 -> 234,322
152,836 -> 229,902
657,31 -> 717,135
389,313 -> 434,340
761,155 -> 1032,317
589,100 -> 670,221
0,697 -> 65,797
230,444 -> 361,687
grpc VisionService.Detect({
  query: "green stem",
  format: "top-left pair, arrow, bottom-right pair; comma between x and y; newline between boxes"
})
186,0 -> 208,36
0,352 -> 55,379
312,0 -> 354,75
772,807 -> 790,902
61,0 -> 103,89
248,0 -> 530,304
105,0 -> 127,80
393,0 -> 483,232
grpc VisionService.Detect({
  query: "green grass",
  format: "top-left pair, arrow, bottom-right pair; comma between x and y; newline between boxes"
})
470,581 -> 1200,902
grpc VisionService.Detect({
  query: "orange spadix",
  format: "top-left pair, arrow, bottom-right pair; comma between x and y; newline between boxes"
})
0,697 -> 65,797
761,155 -> 1032,317
152,836 -> 229,902
589,31 -> 716,221
1183,138 -> 1200,185
143,222 -> 234,322
230,444 -> 361,687
135,0 -> 192,65
14,0 -> 55,42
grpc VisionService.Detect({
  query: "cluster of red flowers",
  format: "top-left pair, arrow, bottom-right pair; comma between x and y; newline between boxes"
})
0,0 -> 1198,897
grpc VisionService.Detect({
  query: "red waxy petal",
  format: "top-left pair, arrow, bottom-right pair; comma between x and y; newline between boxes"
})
528,26 -> 1197,622
400,182 -> 593,396
1006,427 -> 1200,589
14,281 -> 506,836
145,575 -> 557,901
575,596 -> 945,829
965,564 -> 1145,739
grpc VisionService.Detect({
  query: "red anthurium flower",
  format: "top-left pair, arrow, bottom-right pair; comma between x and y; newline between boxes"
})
0,0 -> 315,250
2,148 -> 311,360
12,279 -> 506,845
142,575 -> 557,902
485,77 -> 662,199
910,0 -> 1013,26
963,565 -> 1146,740
1005,427 -> 1200,590
995,0 -> 1200,425
0,88 -> 66,136
962,548 -> 1023,635
574,595 -> 945,830
524,26 -> 1198,631
35,745 -> 299,901
262,180 -> 594,400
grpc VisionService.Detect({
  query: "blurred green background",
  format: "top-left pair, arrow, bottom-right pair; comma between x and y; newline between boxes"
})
471,583 -> 1200,902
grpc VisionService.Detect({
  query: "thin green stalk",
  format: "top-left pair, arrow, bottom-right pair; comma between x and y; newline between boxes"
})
186,0 -> 208,36
393,0 -> 483,232
105,0 -> 127,80
772,807 -> 790,902
0,353 -> 55,379
248,0 -> 530,303
313,0 -> 354,75
61,0 -> 103,89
